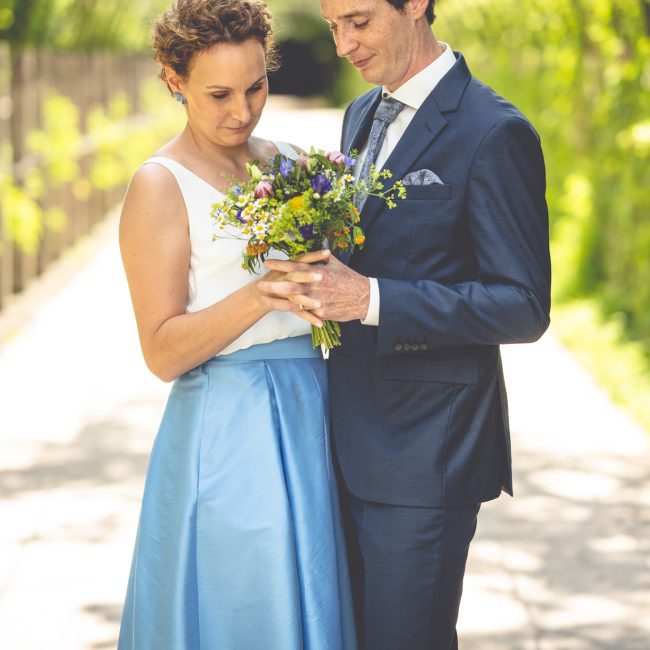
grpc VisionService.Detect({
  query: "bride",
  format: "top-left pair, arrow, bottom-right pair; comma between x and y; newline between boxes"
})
117,1 -> 355,648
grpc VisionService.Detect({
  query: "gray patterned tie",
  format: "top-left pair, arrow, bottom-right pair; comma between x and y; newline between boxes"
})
355,95 -> 405,210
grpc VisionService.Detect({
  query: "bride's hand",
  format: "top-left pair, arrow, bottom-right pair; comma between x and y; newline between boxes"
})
255,269 -> 324,328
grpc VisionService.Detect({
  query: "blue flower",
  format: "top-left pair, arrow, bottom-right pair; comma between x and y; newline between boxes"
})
311,174 -> 332,196
232,185 -> 244,196
279,157 -> 294,178
236,210 -> 246,223
299,223 -> 316,239
344,155 -> 357,168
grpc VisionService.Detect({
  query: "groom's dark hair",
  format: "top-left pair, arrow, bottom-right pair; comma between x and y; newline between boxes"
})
386,0 -> 436,25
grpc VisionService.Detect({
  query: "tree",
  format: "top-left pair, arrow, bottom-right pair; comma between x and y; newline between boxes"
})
438,0 -> 650,346
0,0 -> 168,175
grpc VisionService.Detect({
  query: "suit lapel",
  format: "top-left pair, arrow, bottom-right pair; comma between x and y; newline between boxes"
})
359,108 -> 448,232
344,88 -> 382,157
356,52 -> 472,234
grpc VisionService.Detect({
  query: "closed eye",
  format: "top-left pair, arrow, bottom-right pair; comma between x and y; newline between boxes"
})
210,83 -> 263,100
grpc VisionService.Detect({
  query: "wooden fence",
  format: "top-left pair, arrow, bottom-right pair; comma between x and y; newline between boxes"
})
0,45 -> 156,310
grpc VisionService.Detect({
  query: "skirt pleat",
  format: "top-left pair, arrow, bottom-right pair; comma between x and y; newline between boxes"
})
118,336 -> 356,650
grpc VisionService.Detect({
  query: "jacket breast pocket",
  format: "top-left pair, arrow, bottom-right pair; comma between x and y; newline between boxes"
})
382,355 -> 479,385
403,183 -> 453,201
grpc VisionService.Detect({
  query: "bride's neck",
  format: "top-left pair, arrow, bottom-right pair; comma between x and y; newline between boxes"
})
182,125 -> 253,167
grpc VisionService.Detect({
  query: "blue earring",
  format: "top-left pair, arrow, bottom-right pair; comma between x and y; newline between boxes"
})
173,91 -> 187,105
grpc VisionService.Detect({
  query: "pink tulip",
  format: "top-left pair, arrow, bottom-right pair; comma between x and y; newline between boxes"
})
326,151 -> 346,165
254,181 -> 274,199
297,155 -> 311,169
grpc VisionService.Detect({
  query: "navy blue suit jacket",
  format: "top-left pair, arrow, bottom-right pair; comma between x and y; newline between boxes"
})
329,53 -> 551,508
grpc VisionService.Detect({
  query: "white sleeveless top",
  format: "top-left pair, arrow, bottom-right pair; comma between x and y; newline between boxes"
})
143,142 -> 310,357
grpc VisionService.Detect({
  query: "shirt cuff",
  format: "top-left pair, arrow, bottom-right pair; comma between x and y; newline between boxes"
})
360,277 -> 380,326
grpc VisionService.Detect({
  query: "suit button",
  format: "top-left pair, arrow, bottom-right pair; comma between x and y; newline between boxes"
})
394,343 -> 403,351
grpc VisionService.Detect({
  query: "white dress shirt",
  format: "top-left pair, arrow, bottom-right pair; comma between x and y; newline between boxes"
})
359,43 -> 456,326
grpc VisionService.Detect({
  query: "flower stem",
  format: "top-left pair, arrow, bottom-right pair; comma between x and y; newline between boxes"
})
311,320 -> 341,349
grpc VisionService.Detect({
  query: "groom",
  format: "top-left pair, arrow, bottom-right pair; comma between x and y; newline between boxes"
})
261,0 -> 551,647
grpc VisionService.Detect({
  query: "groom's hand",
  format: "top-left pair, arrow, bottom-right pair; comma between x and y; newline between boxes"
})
258,249 -> 371,322
256,268 -> 324,328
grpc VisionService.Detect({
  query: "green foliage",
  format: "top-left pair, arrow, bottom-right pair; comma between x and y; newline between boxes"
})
437,0 -> 649,334
27,93 -> 82,184
435,0 -> 650,428
553,300 -> 650,432
0,0 -> 169,51
268,0 -> 324,40
2,76 -> 183,250
0,175 -> 42,252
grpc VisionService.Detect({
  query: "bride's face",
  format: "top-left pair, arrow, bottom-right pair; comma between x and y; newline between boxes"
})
177,38 -> 269,148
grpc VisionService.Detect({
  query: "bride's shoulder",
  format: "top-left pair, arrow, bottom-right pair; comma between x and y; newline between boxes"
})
130,159 -> 179,194
122,160 -> 184,223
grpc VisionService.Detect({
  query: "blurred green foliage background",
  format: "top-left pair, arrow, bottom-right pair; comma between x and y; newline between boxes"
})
433,0 -> 650,428
0,0 -> 648,426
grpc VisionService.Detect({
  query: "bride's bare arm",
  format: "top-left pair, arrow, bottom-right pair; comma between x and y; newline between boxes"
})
119,164 -> 321,382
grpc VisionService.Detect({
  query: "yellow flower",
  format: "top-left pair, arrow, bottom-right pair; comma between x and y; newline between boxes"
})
354,234 -> 365,245
288,194 -> 308,211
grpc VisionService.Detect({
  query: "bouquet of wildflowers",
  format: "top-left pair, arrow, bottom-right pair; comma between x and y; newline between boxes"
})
211,149 -> 404,349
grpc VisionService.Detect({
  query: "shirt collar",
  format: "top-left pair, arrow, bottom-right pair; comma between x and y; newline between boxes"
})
383,42 -> 456,110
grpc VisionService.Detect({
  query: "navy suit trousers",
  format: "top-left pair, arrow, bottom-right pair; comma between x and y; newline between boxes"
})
339,483 -> 480,650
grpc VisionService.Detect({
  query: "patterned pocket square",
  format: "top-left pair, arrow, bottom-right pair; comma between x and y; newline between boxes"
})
402,169 -> 444,186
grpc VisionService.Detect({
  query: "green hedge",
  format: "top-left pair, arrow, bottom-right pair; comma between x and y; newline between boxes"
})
1,78 -> 183,252
435,0 -> 650,350
0,0 -> 168,51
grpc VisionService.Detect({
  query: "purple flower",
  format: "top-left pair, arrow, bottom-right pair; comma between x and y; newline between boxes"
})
235,210 -> 247,223
311,174 -> 332,196
254,181 -> 274,199
232,185 -> 244,196
299,223 -> 316,239
279,156 -> 294,178
344,155 -> 357,168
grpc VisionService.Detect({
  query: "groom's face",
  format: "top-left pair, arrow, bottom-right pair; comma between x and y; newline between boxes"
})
320,0 -> 421,90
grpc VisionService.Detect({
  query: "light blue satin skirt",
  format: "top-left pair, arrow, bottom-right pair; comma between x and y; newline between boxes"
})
118,335 -> 356,649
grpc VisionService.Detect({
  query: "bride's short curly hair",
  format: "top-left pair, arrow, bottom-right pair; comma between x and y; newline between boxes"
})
153,0 -> 279,91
